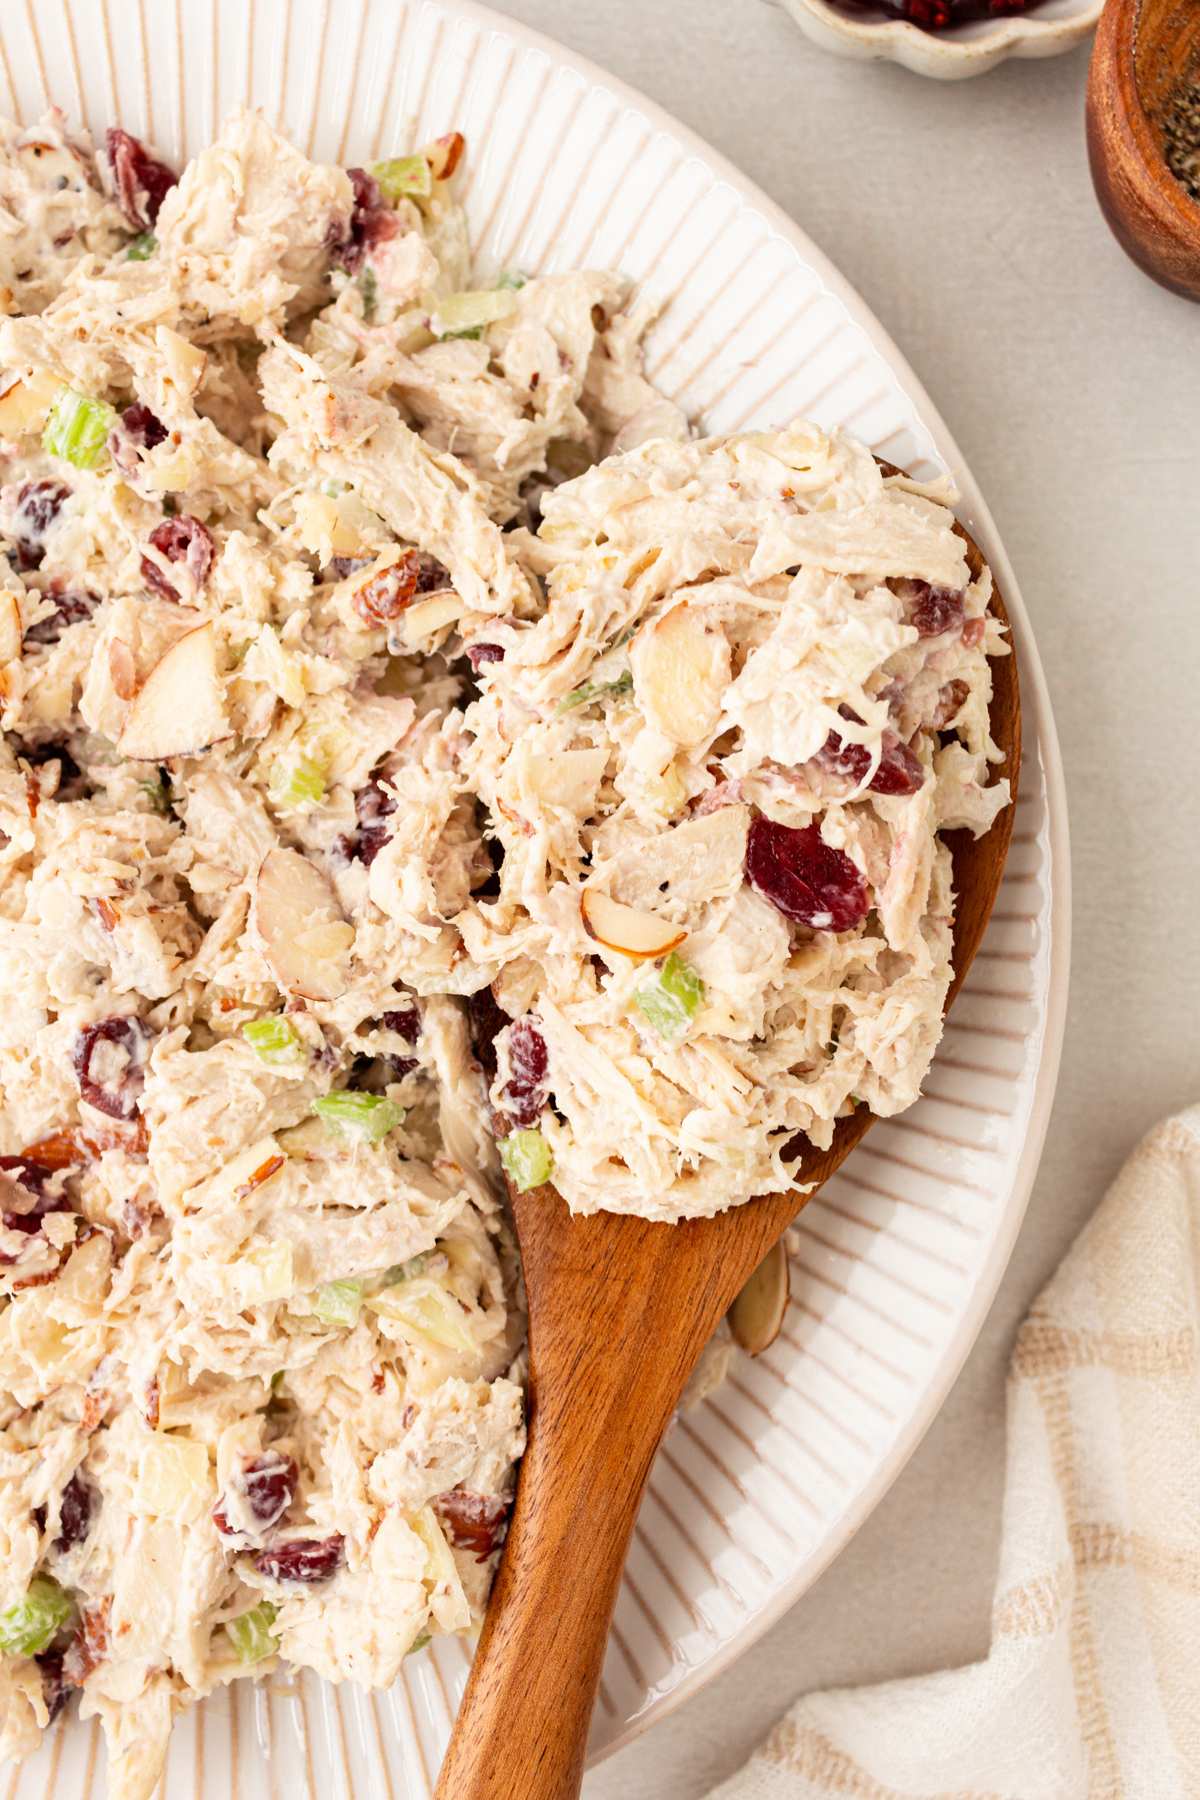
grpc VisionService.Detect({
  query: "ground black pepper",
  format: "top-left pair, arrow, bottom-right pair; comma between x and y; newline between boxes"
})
1161,69 -> 1200,204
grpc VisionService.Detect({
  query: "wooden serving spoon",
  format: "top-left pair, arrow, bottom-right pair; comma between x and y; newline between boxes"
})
1087,0 -> 1200,301
435,519 -> 1020,1800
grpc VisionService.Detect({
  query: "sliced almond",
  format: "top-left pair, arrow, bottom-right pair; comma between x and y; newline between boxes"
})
632,604 -> 730,749
425,131 -> 465,181
108,638 -> 137,701
394,590 -> 464,649
252,847 -> 352,1002
117,622 -> 228,760
0,590 -> 22,663
580,889 -> 686,962
728,1240 -> 789,1357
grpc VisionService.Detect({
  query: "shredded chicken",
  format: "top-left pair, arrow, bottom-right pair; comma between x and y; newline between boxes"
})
0,104 -> 683,1796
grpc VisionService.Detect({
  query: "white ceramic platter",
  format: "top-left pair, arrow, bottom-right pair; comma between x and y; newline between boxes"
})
0,2 -> 1070,1794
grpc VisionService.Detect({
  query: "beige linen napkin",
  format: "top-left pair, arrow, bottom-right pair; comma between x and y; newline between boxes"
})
708,1107 -> 1200,1800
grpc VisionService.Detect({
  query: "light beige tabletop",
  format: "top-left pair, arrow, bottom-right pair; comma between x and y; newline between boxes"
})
485,3 -> 1200,1793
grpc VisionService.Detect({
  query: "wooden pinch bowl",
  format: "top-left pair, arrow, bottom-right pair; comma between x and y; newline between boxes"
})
1087,0 -> 1200,300
435,522 -> 1021,1800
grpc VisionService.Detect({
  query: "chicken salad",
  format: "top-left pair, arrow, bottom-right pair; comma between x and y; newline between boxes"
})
0,105 -> 1009,1796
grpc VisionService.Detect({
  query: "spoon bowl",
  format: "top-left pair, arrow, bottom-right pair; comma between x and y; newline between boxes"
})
1087,0 -> 1200,300
436,517 -> 1020,1800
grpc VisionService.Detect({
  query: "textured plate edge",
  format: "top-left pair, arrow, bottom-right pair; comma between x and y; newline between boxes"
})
425,0 -> 1072,1767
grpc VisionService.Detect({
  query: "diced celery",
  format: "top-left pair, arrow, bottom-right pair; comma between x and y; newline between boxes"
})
407,1629 -> 432,1656
126,231 -> 157,261
242,1017 -> 307,1068
634,951 -> 705,1042
226,1601 -> 279,1663
269,755 -> 326,810
381,1254 -> 427,1286
495,271 -> 526,290
498,1128 -> 553,1193
312,1091 -> 404,1145
139,776 -> 168,814
0,1576 -> 73,1656
372,154 -> 433,202
557,670 -> 633,714
42,388 -> 116,471
431,287 -> 518,339
312,1279 -> 364,1327
359,267 -> 378,323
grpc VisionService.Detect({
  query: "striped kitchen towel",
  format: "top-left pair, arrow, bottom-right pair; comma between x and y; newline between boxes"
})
708,1107 -> 1200,1800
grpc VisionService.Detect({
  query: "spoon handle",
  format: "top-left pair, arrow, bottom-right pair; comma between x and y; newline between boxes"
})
433,1368 -> 672,1797
433,1205 -> 733,1800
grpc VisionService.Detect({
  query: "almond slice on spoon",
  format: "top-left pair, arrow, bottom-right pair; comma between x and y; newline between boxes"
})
580,889 -> 685,962
252,847 -> 353,1002
117,622 -> 228,760
727,1240 -> 790,1356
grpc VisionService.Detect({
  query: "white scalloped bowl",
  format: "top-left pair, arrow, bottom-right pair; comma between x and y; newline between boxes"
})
781,0 -> 1103,77
0,2 -> 1069,1795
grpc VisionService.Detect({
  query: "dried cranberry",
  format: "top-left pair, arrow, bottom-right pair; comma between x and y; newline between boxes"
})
815,731 -> 871,787
411,552 -> 451,594
330,168 -> 399,273
932,678 -> 969,729
467,986 -> 511,1085
12,480 -> 70,571
55,1472 -> 94,1552
373,1006 -> 419,1079
355,776 -> 396,867
870,736 -> 925,796
140,515 -> 214,601
254,1535 -> 344,1584
105,128 -> 177,229
0,1155 -> 51,1208
214,1449 -> 296,1542
815,705 -> 924,798
381,1006 -> 420,1044
434,1488 -> 510,1561
745,817 -> 870,932
834,0 -> 1035,23
72,1017 -> 149,1121
0,1154 -> 72,1249
501,1017 -> 548,1128
120,404 -> 167,450
24,589 -> 98,647
35,1650 -> 69,1722
324,554 -> 371,582
467,642 -> 504,671
905,581 -> 965,638
242,1452 -> 297,1526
